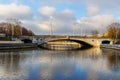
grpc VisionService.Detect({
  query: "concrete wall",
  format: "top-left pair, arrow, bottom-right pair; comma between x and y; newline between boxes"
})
0,41 -> 23,44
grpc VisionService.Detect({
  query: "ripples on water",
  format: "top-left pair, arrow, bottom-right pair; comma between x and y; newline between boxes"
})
0,48 -> 120,80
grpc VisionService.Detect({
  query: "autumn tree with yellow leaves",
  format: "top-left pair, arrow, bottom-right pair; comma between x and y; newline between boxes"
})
106,23 -> 120,42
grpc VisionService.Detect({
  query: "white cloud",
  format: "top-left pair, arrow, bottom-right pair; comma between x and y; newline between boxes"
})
8,0 -> 120,15
78,15 -> 115,33
24,14 -> 117,35
0,3 -> 33,19
87,6 -> 99,16
82,0 -> 120,15
62,9 -> 73,15
35,0 -> 120,16
1,0 -> 120,35
39,6 -> 55,16
37,9 -> 76,35
38,23 -> 50,32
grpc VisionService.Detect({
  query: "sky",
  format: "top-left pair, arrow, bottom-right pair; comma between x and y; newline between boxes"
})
0,0 -> 120,35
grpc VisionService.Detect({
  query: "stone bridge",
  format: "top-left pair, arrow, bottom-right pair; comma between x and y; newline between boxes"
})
19,35 -> 113,47
36,36 -> 113,47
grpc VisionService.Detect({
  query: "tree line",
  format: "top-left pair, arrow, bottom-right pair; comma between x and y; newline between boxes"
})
0,22 -> 34,36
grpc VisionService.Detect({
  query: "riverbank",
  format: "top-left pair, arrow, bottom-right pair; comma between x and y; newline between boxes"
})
0,41 -> 37,50
100,44 -> 120,50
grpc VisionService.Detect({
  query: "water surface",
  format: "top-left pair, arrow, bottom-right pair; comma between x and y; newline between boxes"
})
0,48 -> 120,80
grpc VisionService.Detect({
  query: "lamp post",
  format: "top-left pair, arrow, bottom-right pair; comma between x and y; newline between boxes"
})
74,22 -> 83,36
72,24 -> 75,36
80,24 -> 82,37
78,23 -> 82,37
115,21 -> 119,42
49,16 -> 54,35
115,20 -> 120,43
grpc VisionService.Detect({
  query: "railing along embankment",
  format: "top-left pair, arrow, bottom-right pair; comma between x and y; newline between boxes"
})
100,44 -> 120,50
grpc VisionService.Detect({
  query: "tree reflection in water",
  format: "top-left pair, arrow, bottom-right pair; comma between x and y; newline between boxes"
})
0,51 -> 29,80
102,49 -> 120,72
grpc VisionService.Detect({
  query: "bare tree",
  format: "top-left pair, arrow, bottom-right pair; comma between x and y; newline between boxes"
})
0,18 -> 35,36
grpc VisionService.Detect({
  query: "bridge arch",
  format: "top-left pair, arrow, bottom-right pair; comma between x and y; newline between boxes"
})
101,40 -> 111,44
48,39 -> 93,47
21,39 -> 32,43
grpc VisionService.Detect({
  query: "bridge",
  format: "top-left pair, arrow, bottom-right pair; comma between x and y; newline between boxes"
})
19,35 -> 113,48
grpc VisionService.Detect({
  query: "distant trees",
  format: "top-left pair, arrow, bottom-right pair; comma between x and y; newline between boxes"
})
0,21 -> 34,36
106,23 -> 120,42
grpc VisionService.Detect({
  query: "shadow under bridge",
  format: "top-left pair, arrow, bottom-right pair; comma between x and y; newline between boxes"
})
39,39 -> 93,50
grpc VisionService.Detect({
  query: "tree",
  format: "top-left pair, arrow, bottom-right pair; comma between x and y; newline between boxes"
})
0,21 -> 35,36
106,22 -> 120,43
106,23 -> 120,38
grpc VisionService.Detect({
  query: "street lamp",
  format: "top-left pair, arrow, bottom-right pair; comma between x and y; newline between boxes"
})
49,16 -> 54,35
73,23 -> 78,36
79,23 -> 83,37
74,22 -> 83,36
72,23 -> 75,36
115,21 -> 119,41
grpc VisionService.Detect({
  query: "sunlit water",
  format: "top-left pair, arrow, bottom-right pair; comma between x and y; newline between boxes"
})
0,48 -> 120,80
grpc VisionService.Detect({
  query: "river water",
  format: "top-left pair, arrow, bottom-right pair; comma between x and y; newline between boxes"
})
0,48 -> 120,80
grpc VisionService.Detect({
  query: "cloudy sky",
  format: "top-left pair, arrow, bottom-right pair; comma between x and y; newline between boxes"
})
0,0 -> 120,35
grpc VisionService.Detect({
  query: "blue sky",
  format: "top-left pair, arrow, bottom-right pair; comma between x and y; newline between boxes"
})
0,0 -> 120,35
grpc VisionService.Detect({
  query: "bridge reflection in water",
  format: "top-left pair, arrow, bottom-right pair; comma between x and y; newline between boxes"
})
44,41 -> 81,50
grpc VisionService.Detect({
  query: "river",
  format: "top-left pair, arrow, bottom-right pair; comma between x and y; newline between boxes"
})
0,48 -> 120,80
